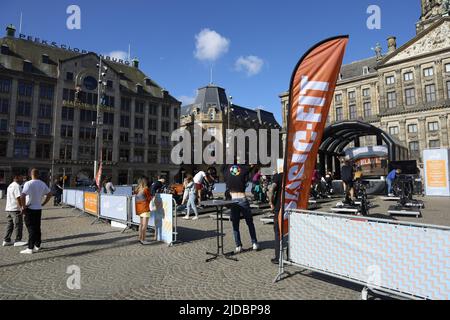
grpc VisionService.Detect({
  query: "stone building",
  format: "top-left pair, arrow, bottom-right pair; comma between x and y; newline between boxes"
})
0,25 -> 181,186
180,84 -> 281,180
280,0 -> 450,164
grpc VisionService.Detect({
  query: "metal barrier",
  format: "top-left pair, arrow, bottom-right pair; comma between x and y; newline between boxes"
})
277,209 -> 450,300
61,189 -> 177,245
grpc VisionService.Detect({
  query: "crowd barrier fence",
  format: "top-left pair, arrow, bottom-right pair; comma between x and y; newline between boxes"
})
279,209 -> 450,300
62,189 -> 177,245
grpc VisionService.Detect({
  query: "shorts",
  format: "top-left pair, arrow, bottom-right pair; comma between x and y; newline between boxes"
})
139,212 -> 151,218
195,183 -> 203,191
343,180 -> 354,188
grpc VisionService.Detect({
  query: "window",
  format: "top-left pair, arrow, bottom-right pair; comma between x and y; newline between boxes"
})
120,132 -> 129,143
445,63 -> 450,73
363,102 -> 372,117
423,67 -> 434,77
121,98 -> 131,112
404,72 -> 414,82
38,103 -> 52,118
134,149 -> 144,163
135,101 -> 145,114
135,117 -> 144,130
78,145 -> 94,160
362,88 -> 370,97
409,141 -> 419,152
335,94 -> 342,103
447,81 -> 450,98
15,121 -> 31,134
18,81 -> 33,97
348,91 -> 356,100
14,140 -> 30,158
39,84 -> 54,100
386,76 -> 395,85
106,80 -> 113,89
173,122 -> 178,130
161,135 -> 170,147
387,91 -> 397,108
408,124 -> 418,133
0,119 -> 8,131
120,115 -> 130,128
62,88 -> 76,101
389,126 -> 399,135
425,84 -> 436,102
103,112 -> 114,125
405,88 -> 416,106
103,129 -> 113,141
37,123 -> 51,136
149,104 -> 158,115
148,151 -> 157,163
135,133 -> 144,145
362,66 -> 369,75
161,152 -> 170,164
429,140 -> 440,148
61,107 -> 74,121
61,125 -> 73,138
59,145 -> 72,160
35,143 -> 50,159
102,148 -> 113,162
0,140 -> 7,156
149,134 -> 157,145
162,107 -> 170,118
101,95 -> 115,108
149,119 -> 157,131
161,120 -> 170,132
335,107 -> 343,122
0,78 -> 11,93
79,127 -> 96,140
66,72 -> 74,81
349,105 -> 357,119
173,108 -> 179,118
80,110 -> 97,122
119,149 -> 129,162
428,121 -> 439,132
17,101 -> 32,116
0,98 -> 9,114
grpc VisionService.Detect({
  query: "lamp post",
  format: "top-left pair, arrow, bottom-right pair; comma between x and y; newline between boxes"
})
226,96 -> 233,163
94,57 -> 108,180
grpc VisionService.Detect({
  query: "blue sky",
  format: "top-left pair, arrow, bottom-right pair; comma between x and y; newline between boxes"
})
1,0 -> 421,123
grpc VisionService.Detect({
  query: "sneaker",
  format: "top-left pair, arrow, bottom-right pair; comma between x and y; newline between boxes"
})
235,246 -> 242,254
14,241 -> 28,247
33,246 -> 41,252
271,258 -> 279,265
192,216 -> 199,220
140,240 -> 151,245
252,243 -> 260,251
2,241 -> 13,247
182,216 -> 190,220
20,248 -> 33,254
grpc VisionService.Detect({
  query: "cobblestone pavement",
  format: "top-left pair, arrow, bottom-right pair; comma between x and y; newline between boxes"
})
0,196 -> 448,300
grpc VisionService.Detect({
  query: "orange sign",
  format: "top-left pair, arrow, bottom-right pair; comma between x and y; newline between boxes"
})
426,160 -> 448,188
281,36 -> 348,235
84,192 -> 99,216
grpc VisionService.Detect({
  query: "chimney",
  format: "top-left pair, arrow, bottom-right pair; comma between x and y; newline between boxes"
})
132,58 -> 139,68
6,24 -> 16,37
387,36 -> 397,54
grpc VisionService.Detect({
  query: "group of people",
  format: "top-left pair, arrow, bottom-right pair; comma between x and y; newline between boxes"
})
3,169 -> 53,254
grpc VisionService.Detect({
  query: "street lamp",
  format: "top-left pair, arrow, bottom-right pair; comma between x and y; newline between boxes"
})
94,58 -> 108,180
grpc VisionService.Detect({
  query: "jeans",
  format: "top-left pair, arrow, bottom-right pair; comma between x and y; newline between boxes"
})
4,211 -> 23,242
24,209 -> 42,250
387,179 -> 393,194
230,198 -> 257,247
186,194 -> 198,217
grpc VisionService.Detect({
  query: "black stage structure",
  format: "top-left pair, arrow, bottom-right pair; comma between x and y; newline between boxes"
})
318,121 -> 409,178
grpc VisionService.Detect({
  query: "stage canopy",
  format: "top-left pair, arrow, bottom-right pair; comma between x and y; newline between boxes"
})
318,121 -> 408,177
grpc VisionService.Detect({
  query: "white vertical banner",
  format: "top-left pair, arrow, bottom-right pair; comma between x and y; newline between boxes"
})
423,149 -> 450,196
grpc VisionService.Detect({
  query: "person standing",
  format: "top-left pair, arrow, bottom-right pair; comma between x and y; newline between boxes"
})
193,170 -> 207,201
19,169 -> 52,254
104,177 -> 116,195
134,177 -> 152,245
341,159 -> 355,202
268,171 -> 283,264
3,175 -> 27,247
183,176 -> 199,220
51,179 -> 63,206
224,163 -> 259,253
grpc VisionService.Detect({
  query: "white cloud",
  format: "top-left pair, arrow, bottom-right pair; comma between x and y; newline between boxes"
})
105,50 -> 128,61
178,95 -> 196,106
194,29 -> 230,62
235,55 -> 264,76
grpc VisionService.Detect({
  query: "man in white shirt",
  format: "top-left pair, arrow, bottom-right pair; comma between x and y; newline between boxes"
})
193,171 -> 207,201
2,175 -> 27,247
19,169 -> 52,254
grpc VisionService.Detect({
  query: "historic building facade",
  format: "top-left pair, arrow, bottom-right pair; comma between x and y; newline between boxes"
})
280,0 -> 450,164
0,25 -> 181,186
180,85 -> 281,180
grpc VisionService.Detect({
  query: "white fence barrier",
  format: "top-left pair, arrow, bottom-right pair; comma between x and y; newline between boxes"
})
288,210 -> 450,300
